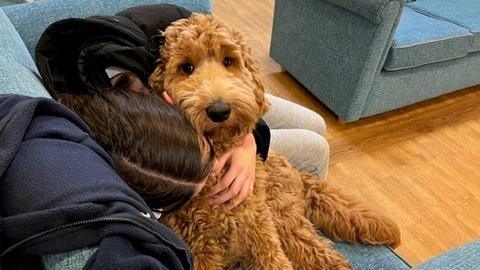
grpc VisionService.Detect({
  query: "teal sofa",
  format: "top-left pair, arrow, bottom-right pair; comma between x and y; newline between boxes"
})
0,0 -> 479,269
270,0 -> 480,122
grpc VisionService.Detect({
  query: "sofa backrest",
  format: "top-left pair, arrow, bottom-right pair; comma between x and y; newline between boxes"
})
0,0 -> 210,98
2,0 -> 211,58
0,9 -> 49,97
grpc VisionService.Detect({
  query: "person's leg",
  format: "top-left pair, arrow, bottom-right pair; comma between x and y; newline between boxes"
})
263,93 -> 329,178
270,129 -> 329,179
263,93 -> 326,136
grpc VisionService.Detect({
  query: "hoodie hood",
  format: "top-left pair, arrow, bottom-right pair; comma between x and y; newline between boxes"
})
35,4 -> 192,98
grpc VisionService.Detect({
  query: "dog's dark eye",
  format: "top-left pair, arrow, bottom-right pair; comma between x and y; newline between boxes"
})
223,57 -> 233,67
182,63 -> 195,75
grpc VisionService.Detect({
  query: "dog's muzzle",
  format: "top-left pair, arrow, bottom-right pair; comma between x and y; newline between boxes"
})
206,100 -> 231,122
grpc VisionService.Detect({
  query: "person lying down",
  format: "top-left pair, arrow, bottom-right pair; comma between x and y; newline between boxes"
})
59,82 -> 215,216
0,88 -> 209,269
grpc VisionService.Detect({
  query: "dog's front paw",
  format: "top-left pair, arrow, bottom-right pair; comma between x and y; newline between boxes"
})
357,215 -> 401,248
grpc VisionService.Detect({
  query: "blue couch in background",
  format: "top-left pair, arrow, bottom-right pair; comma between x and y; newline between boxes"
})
270,0 -> 480,122
0,0 -> 479,269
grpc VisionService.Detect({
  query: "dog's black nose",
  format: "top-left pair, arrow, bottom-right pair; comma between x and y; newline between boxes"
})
206,100 -> 231,122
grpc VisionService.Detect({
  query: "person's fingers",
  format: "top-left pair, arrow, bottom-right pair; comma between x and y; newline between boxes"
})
209,163 -> 237,196
230,175 -> 252,209
162,91 -> 174,105
211,158 -> 220,175
212,151 -> 232,176
210,170 -> 246,205
248,176 -> 255,194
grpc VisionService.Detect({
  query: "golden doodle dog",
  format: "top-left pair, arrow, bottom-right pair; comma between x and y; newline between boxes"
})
149,14 -> 400,270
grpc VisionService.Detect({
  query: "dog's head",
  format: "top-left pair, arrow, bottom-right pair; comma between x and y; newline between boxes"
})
149,14 -> 269,144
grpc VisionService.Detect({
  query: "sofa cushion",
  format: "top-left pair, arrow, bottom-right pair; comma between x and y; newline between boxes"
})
0,0 -> 16,7
2,0 -> 211,57
0,9 -> 50,97
415,241 -> 480,270
384,7 -> 474,71
334,242 -> 410,270
408,0 -> 480,52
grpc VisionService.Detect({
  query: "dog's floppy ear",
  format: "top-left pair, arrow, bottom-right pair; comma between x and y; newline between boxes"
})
234,31 -> 270,117
148,24 -> 187,95
149,65 -> 165,94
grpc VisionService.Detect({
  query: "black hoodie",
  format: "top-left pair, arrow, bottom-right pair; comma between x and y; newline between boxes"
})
0,94 -> 192,270
35,4 -> 192,97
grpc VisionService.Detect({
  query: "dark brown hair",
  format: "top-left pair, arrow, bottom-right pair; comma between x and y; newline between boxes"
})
59,90 -> 214,213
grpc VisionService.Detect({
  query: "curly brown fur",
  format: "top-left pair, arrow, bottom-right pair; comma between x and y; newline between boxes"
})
150,14 -> 400,269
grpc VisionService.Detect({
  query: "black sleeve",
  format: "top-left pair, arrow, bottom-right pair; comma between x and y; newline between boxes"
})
0,96 -> 192,270
252,118 -> 271,161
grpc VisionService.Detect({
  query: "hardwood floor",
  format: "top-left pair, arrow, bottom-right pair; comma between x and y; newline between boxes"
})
213,0 -> 480,266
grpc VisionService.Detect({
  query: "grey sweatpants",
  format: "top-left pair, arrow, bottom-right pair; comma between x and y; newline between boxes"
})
263,94 -> 329,179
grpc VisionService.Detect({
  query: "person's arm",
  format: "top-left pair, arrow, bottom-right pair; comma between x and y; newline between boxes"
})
209,119 -> 270,208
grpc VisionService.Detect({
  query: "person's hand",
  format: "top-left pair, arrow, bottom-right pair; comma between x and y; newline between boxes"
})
209,132 -> 257,208
162,91 -> 174,105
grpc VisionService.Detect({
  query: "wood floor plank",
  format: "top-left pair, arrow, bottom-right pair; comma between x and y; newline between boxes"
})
212,0 -> 480,265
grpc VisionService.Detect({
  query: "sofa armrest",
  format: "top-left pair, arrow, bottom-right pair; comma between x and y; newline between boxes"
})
324,0 -> 406,24
270,0 -> 405,121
